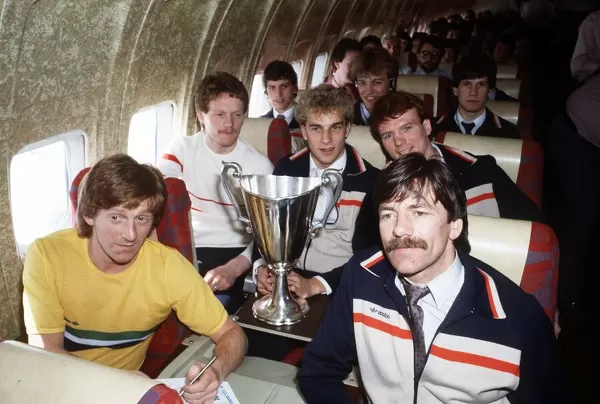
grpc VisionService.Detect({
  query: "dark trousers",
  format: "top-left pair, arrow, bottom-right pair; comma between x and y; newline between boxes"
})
196,246 -> 247,314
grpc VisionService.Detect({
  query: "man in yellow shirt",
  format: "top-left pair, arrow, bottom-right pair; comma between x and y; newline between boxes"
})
22,154 -> 247,404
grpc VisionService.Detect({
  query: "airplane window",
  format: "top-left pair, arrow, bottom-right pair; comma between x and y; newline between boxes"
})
128,101 -> 174,165
248,73 -> 271,118
10,131 -> 86,254
311,53 -> 328,87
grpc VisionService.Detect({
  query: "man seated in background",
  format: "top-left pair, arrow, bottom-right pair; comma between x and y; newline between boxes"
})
400,35 -> 452,78
441,38 -> 460,63
492,34 -> 515,65
325,38 -> 362,102
23,154 -> 247,404
261,60 -> 305,152
434,55 -> 521,139
372,91 -> 542,222
261,60 -> 300,131
159,72 -> 273,313
351,47 -> 398,125
255,84 -> 380,299
298,154 -> 567,404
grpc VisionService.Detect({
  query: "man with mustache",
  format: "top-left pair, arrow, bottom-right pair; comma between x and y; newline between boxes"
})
159,72 -> 273,312
371,91 -> 542,222
298,154 -> 568,403
351,47 -> 398,126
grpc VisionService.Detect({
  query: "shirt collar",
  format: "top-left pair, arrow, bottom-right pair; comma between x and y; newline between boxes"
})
396,250 -> 464,310
430,142 -> 445,163
309,148 -> 347,177
360,102 -> 370,123
273,104 -> 296,125
454,108 -> 487,134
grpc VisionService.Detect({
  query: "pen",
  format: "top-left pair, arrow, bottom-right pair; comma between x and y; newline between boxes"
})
178,355 -> 218,397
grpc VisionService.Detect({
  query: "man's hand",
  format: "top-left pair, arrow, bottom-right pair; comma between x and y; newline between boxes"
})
288,272 -> 325,299
256,265 -> 274,296
204,255 -> 250,293
181,361 -> 223,404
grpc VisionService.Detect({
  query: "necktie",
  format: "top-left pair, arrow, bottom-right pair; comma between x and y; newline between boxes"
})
276,114 -> 286,121
401,278 -> 431,378
311,168 -> 337,225
461,121 -> 476,134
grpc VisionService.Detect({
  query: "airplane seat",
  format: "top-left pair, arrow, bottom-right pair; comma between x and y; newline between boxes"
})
0,340 -> 182,403
240,117 -> 272,157
69,166 -> 91,226
396,75 -> 453,117
69,168 -> 195,378
468,215 -> 559,321
495,78 -> 521,100
266,117 -> 292,165
346,125 -> 387,169
439,62 -> 453,74
434,132 -> 543,208
496,63 -> 518,79
412,93 -> 435,118
486,100 -> 533,141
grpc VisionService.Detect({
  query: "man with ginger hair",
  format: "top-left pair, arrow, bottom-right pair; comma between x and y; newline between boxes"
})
23,154 -> 247,404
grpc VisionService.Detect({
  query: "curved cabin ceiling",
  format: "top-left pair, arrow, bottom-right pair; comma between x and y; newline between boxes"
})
0,0 -> 506,338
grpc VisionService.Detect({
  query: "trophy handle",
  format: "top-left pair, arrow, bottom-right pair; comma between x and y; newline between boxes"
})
309,168 -> 343,238
221,161 -> 251,227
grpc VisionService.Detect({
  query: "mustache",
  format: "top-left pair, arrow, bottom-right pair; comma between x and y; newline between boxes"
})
385,237 -> 428,252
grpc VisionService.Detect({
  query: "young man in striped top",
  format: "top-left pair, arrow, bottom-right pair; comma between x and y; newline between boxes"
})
23,155 -> 247,404
159,72 -> 273,313
299,154 -> 568,403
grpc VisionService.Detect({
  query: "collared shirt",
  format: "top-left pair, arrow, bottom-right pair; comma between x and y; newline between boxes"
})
571,10 -> 600,83
359,102 -> 370,124
430,142 -> 446,163
454,109 -> 487,135
395,251 -> 465,349
272,104 -> 296,125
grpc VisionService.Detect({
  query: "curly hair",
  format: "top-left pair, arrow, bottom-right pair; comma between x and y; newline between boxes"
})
194,72 -> 249,115
295,84 -> 354,125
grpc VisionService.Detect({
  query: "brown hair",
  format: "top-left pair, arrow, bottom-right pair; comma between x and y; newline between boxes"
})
351,47 -> 399,82
194,72 -> 249,116
369,91 -> 429,140
374,152 -> 470,252
295,84 -> 354,125
77,154 -> 167,238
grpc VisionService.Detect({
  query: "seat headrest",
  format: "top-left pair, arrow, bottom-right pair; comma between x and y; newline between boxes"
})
346,125 -> 387,169
0,341 -> 179,404
496,63 -> 518,79
486,100 -> 520,125
435,132 -> 522,182
468,215 -> 530,285
240,118 -> 273,156
496,78 -> 521,99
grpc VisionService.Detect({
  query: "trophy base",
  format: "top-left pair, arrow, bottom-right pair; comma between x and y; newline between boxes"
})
252,295 -> 309,326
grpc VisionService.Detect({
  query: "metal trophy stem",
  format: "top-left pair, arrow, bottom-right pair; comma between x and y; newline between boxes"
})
221,161 -> 342,326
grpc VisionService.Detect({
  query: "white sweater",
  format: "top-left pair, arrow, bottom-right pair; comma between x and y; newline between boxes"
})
158,132 -> 273,262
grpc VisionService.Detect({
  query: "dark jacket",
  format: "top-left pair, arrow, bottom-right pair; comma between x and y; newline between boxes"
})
272,144 -> 380,292
434,107 -> 521,139
298,247 -> 569,404
436,143 -> 544,222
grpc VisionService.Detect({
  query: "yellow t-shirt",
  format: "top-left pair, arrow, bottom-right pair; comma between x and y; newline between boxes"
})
22,228 -> 227,370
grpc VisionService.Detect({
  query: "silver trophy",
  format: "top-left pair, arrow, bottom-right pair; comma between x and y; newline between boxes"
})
221,161 -> 342,325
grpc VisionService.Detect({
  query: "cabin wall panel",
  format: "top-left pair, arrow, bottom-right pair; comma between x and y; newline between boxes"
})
256,0 -> 312,72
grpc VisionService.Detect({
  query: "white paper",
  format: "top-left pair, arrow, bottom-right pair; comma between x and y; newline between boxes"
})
156,378 -> 241,404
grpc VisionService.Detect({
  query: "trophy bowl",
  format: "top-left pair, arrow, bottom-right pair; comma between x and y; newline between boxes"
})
221,161 -> 342,326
